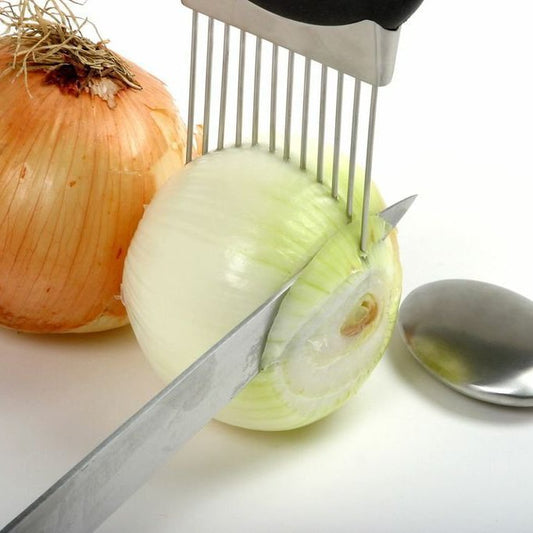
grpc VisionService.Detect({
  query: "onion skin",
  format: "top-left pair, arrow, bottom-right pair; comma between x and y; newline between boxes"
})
0,40 -> 189,333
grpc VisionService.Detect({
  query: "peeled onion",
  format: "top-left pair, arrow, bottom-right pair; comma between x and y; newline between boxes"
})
122,147 -> 402,431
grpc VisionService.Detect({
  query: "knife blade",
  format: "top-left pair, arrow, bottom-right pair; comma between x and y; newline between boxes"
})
377,194 -> 417,240
1,196 -> 414,533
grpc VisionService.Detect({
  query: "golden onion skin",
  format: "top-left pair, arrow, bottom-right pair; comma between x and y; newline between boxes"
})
0,40 -> 188,333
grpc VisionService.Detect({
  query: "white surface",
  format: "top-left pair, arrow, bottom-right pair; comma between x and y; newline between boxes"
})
2,0 -> 533,532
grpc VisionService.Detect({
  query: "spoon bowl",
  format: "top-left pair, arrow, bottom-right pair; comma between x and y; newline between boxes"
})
398,279 -> 533,407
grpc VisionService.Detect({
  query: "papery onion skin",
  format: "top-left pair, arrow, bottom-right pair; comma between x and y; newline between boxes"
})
122,147 -> 402,431
0,39 -> 189,333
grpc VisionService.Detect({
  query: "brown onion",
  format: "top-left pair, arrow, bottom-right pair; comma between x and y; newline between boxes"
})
0,38 -> 190,333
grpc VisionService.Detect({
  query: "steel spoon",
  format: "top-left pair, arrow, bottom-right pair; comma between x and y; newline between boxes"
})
398,279 -> 533,407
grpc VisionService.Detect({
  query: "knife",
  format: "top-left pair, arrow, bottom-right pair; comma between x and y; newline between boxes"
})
1,195 -> 415,533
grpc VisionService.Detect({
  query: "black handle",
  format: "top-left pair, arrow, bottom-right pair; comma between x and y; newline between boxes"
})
248,0 -> 423,30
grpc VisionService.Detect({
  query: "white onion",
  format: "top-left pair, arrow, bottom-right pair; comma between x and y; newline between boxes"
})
122,147 -> 402,430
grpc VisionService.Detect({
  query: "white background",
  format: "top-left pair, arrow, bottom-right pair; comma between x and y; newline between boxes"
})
1,0 -> 533,532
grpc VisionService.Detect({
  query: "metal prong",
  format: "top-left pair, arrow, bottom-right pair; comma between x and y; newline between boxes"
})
360,84 -> 379,253
332,71 -> 343,199
269,44 -> 278,153
235,29 -> 246,147
283,50 -> 294,161
316,64 -> 328,183
202,17 -> 214,155
217,23 -> 230,151
300,57 -> 311,170
347,79 -> 361,219
251,36 -> 262,146
186,10 -> 198,163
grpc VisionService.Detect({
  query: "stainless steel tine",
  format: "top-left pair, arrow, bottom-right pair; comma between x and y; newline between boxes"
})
360,84 -> 379,252
235,29 -> 246,147
269,44 -> 278,153
283,50 -> 295,161
347,79 -> 361,219
202,17 -> 214,155
251,36 -> 262,146
217,23 -> 230,151
331,70 -> 343,199
300,57 -> 311,170
185,9 -> 198,163
316,64 -> 327,183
